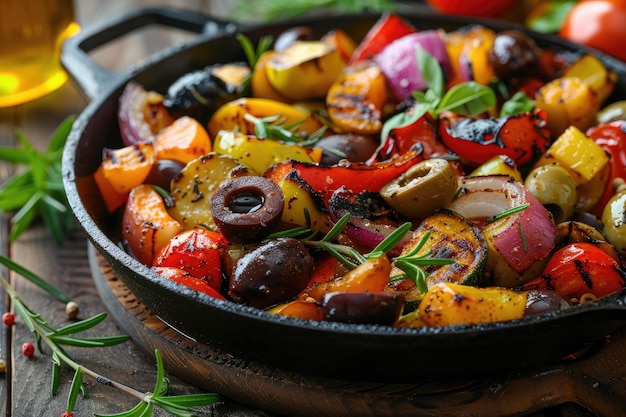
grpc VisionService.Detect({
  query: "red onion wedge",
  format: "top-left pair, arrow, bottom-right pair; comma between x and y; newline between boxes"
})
118,81 -> 173,145
447,175 -> 558,287
374,30 -> 452,101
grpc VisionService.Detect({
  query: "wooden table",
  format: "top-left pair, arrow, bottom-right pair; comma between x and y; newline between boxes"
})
1,3 -> 625,416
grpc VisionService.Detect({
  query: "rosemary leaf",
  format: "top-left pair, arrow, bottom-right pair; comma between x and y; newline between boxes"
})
54,312 -> 108,336
50,335 -> 130,348
367,222 -> 412,258
322,213 -> 350,242
67,368 -> 84,412
486,203 -> 530,224
0,254 -> 70,302
51,355 -> 61,395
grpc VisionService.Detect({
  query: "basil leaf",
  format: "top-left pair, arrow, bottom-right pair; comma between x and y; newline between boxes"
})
500,91 -> 536,117
379,102 -> 429,143
417,47 -> 444,100
437,82 -> 496,116
527,0 -> 576,33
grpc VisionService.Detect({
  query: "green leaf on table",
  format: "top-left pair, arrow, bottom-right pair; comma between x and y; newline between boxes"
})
0,254 -> 70,302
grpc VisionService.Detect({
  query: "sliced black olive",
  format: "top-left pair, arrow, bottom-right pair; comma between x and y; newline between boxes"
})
320,292 -> 405,325
315,133 -> 379,165
163,63 -> 249,124
210,176 -> 284,244
229,238 -> 314,309
488,30 -> 540,80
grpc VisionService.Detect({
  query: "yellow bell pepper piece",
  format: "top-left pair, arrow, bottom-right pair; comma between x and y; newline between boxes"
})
547,125 -> 609,184
418,282 -> 527,326
470,155 -> 523,182
563,54 -> 617,105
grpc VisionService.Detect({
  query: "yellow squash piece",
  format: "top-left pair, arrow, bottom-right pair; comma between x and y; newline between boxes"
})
213,130 -> 314,175
265,40 -> 347,101
418,282 -> 527,326
470,155 -> 523,183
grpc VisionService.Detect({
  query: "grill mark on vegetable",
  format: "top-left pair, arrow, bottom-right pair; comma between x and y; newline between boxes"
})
574,259 -> 594,289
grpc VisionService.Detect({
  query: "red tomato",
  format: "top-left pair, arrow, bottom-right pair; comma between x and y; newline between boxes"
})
523,242 -> 626,299
154,266 -> 226,300
154,228 -> 227,292
559,0 -> 626,62
425,0 -> 518,17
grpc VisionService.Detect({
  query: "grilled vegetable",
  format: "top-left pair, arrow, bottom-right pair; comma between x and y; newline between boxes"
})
207,97 -> 324,139
417,282 -> 570,327
388,210 -> 487,301
448,175 -> 558,287
122,184 -> 182,266
326,61 -> 387,135
154,227 -> 228,292
96,142 -> 155,196
264,40 -> 347,101
213,130 -> 314,175
154,116 -> 212,164
602,191 -> 626,255
168,153 -> 252,230
523,242 -> 626,300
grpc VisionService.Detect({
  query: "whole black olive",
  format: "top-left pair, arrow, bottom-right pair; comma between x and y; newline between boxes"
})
315,134 -> 379,165
320,292 -> 405,325
163,63 -> 248,125
229,238 -> 315,309
210,176 -> 284,244
488,30 -> 541,80
144,159 -> 186,191
524,290 -> 571,316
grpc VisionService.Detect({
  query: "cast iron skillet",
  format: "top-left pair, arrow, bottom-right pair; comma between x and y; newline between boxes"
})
62,7 -> 626,381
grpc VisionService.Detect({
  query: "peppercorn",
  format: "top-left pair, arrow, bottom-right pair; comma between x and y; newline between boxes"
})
2,312 -> 15,326
0,359 -> 6,373
21,342 -> 35,357
61,412 -> 73,417
65,301 -> 79,319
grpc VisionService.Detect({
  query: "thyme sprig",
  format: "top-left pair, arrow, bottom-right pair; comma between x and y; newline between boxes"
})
0,266 -> 220,416
0,116 -> 76,244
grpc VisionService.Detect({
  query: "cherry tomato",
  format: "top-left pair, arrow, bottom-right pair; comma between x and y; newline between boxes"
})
153,266 -> 226,299
559,0 -> 626,62
425,0 -> 518,18
523,242 -> 626,299
154,228 -> 227,292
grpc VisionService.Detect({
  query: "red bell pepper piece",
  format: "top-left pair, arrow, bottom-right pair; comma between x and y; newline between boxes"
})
439,110 -> 551,167
349,13 -> 416,64
368,111 -> 464,176
522,242 -> 626,300
586,121 -> 626,216
288,148 -> 423,195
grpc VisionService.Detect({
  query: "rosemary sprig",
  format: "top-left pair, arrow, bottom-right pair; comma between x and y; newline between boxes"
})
236,33 -> 274,96
0,269 -> 220,416
0,115 -> 75,244
485,203 -> 530,224
278,214 -> 453,293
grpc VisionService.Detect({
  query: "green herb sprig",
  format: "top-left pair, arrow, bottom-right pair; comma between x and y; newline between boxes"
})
272,214 -> 453,293
0,260 -> 219,416
380,47 -> 497,143
244,113 -> 327,145
0,116 -> 75,244
236,33 -> 274,96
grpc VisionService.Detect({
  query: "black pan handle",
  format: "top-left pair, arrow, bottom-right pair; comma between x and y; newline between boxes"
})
61,7 -> 239,100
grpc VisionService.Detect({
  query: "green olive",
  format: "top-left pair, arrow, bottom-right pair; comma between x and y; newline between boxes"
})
602,191 -> 626,255
380,159 -> 456,219
597,100 -> 626,124
524,164 -> 577,224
